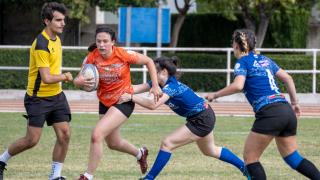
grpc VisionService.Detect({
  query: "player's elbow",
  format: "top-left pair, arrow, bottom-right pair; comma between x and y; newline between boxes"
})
149,105 -> 157,110
41,76 -> 51,84
232,83 -> 243,92
282,74 -> 293,84
145,102 -> 158,110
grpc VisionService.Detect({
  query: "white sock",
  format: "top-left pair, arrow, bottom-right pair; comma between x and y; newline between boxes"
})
48,161 -> 63,180
136,148 -> 143,160
84,172 -> 93,180
0,149 -> 12,164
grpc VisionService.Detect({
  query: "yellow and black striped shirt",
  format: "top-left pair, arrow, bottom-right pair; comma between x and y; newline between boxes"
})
27,30 -> 62,97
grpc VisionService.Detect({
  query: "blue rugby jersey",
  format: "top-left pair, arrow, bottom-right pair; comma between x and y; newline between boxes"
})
148,76 -> 206,117
234,52 -> 287,112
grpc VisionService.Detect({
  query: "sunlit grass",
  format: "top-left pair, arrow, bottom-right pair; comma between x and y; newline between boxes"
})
0,113 -> 319,180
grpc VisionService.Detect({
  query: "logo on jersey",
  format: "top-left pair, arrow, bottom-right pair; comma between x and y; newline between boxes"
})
235,63 -> 240,70
103,64 -> 123,72
258,60 -> 270,67
253,60 -> 261,67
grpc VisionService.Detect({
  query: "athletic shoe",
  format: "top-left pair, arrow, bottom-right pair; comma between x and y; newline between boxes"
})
52,176 -> 66,180
78,174 -> 89,180
0,161 -> 6,180
137,147 -> 149,174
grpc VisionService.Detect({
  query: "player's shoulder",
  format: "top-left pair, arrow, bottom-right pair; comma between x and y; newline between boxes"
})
115,46 -> 138,57
87,48 -> 100,60
34,33 -> 49,52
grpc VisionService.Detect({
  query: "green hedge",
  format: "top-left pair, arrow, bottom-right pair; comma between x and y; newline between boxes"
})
171,12 -> 309,48
0,49 -> 319,93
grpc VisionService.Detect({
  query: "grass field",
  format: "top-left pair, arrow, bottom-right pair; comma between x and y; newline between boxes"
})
0,112 -> 319,180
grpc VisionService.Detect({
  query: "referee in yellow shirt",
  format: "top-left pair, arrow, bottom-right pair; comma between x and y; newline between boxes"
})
0,2 -> 73,180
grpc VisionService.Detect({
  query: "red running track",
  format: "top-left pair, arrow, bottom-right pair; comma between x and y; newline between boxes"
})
0,100 -> 319,117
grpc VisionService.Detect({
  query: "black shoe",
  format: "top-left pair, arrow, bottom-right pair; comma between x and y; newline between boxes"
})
0,161 -> 7,180
52,176 -> 66,180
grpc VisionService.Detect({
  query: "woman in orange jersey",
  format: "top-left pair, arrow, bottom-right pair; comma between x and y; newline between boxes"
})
74,27 -> 162,180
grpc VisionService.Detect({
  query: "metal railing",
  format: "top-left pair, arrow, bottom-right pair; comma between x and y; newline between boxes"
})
0,45 -> 319,93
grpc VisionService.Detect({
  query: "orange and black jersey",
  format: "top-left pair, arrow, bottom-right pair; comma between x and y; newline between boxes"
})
27,30 -> 63,97
84,46 -> 139,107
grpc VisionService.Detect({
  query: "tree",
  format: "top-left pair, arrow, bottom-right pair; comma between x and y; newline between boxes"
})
1,0 -> 93,23
170,0 -> 194,47
0,0 -> 94,44
197,0 -> 313,47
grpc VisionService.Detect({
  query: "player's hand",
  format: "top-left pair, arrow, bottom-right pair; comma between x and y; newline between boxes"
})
74,75 -> 94,88
205,93 -> 217,102
118,93 -> 131,104
63,72 -> 73,82
84,77 -> 95,86
149,85 -> 162,103
291,104 -> 301,117
73,75 -> 84,87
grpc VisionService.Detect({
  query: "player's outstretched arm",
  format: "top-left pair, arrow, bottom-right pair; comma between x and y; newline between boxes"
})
135,53 -> 162,102
118,93 -> 169,110
206,75 -> 245,102
132,83 -> 151,94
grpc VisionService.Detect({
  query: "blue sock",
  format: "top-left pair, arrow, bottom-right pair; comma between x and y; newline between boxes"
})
144,149 -> 172,180
284,150 -> 304,169
219,147 -> 245,172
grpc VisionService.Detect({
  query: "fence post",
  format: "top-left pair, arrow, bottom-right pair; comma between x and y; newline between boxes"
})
227,49 -> 231,86
143,48 -> 147,84
312,50 -> 317,94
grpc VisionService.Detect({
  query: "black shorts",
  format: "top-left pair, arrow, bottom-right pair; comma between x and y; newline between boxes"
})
186,105 -> 215,137
99,101 -> 135,118
253,102 -> 297,137
24,92 -> 71,128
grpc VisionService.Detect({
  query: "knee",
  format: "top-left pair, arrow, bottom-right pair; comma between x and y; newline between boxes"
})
91,130 -> 104,144
243,147 -> 262,164
243,153 -> 259,164
243,154 -> 250,163
202,145 -> 219,158
25,136 -> 39,148
57,129 -> 71,145
160,138 -> 174,151
107,141 -> 121,150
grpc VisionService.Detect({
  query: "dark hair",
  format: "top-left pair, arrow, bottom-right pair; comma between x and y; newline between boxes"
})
232,29 -> 256,53
154,56 -> 179,77
41,2 -> 67,25
87,43 -> 97,52
95,26 -> 116,41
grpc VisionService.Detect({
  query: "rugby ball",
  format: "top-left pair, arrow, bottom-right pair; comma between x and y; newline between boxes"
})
80,64 -> 99,92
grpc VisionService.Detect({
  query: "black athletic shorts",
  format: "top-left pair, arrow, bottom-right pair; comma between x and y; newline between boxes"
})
99,101 -> 135,118
24,92 -> 71,128
252,102 -> 297,137
186,104 -> 215,137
